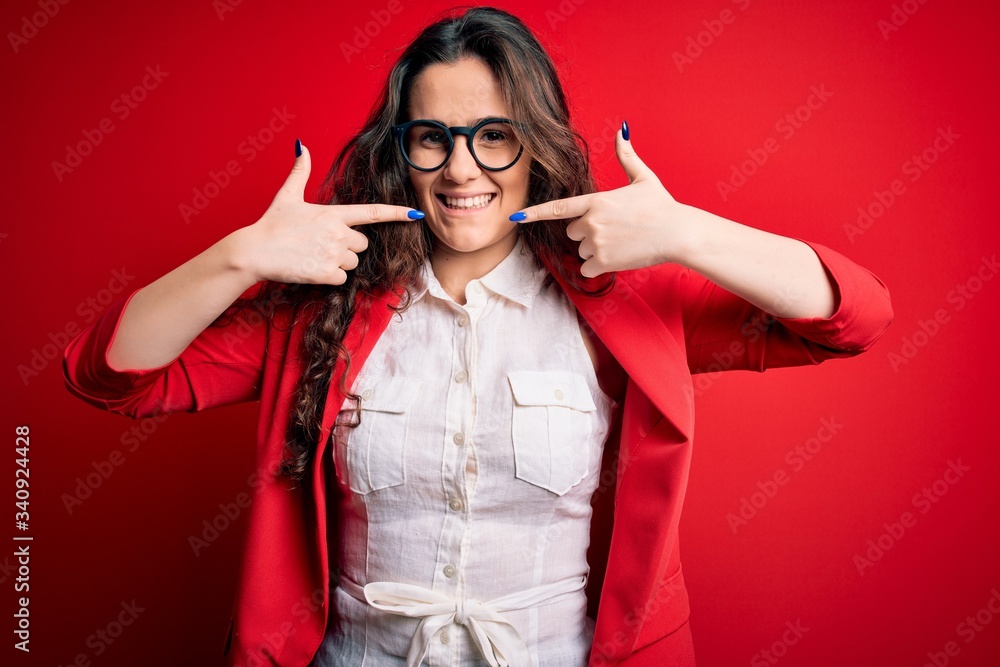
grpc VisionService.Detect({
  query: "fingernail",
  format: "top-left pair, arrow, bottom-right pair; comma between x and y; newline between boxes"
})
621,121 -> 630,142
509,211 -> 527,222
408,210 -> 425,219
295,138 -> 302,157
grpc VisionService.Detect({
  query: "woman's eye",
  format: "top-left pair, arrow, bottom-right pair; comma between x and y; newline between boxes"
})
480,130 -> 507,143
420,131 -> 448,146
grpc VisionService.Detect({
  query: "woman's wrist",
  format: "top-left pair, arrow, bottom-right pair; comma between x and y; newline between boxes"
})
218,226 -> 265,286
660,202 -> 707,268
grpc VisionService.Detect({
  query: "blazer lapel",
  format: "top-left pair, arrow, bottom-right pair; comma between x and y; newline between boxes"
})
539,253 -> 694,442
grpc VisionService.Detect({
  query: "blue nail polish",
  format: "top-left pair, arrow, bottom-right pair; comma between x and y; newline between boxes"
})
509,211 -> 527,222
621,121 -> 630,142
295,138 -> 302,157
408,210 -> 425,219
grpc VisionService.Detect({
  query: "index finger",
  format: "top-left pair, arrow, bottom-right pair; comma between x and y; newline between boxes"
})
341,203 -> 425,226
511,194 -> 593,223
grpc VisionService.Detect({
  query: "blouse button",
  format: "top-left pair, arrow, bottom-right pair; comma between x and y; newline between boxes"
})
449,498 -> 463,511
361,388 -> 374,401
440,630 -> 450,644
453,432 -> 465,446
454,371 -> 467,383
443,564 -> 457,578
554,388 -> 565,401
457,315 -> 469,327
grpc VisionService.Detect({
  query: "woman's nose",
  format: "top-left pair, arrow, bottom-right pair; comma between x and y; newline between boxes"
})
443,136 -> 482,183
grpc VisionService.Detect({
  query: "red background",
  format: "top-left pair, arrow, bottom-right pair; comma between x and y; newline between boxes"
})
4,0 -> 999,665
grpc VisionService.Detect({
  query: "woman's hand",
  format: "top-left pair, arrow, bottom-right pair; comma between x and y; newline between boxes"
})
511,125 -> 689,278
231,140 -> 424,285
513,125 -> 836,319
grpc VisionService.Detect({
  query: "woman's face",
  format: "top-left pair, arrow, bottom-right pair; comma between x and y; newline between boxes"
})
406,57 -> 531,255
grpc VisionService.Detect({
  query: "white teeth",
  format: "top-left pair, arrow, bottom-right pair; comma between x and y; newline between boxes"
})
443,194 -> 494,209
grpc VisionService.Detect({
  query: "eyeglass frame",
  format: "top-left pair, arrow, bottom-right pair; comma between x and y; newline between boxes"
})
391,117 -> 526,172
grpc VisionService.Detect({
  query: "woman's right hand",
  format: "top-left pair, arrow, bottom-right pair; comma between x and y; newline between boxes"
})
231,140 -> 424,285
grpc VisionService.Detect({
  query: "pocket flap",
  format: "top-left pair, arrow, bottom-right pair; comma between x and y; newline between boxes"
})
507,371 -> 597,412
356,376 -> 423,413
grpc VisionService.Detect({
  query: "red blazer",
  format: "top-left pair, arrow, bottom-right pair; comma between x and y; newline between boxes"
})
62,240 -> 892,666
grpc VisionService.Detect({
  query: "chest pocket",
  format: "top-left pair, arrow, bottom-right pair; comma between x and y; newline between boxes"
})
341,375 -> 423,495
507,370 -> 597,496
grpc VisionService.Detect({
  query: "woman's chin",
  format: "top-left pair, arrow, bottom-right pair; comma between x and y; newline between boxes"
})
430,223 -> 517,255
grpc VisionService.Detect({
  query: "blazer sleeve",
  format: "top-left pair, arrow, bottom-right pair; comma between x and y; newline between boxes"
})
62,285 -> 271,418
679,240 -> 893,374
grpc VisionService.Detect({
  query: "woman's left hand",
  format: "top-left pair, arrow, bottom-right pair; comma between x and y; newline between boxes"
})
512,125 -> 690,278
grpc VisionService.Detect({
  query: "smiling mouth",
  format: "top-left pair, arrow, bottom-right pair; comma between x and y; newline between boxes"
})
437,193 -> 496,210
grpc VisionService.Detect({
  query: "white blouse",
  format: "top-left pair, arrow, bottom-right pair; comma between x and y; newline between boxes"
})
311,236 -> 617,667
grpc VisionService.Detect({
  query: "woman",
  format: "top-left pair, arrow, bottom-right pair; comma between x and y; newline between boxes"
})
62,6 -> 892,667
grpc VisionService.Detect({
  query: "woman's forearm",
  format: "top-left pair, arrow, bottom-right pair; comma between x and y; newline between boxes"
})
105,229 -> 260,372
671,203 -> 837,319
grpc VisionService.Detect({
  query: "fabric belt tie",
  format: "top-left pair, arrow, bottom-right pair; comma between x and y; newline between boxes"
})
338,574 -> 586,667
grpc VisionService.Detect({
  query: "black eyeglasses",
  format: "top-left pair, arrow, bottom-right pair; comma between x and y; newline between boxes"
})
392,117 -> 525,172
